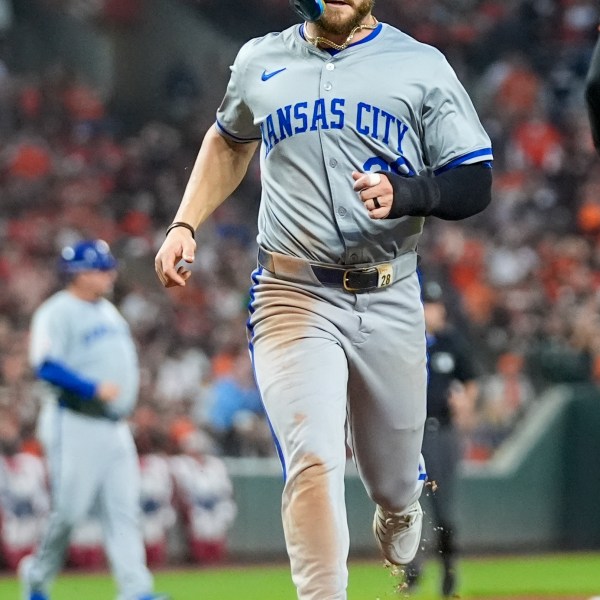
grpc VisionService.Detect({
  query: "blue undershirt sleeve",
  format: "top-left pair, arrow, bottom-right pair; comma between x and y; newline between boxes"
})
36,360 -> 97,400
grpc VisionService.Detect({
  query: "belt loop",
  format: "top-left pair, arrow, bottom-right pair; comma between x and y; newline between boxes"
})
257,247 -> 275,272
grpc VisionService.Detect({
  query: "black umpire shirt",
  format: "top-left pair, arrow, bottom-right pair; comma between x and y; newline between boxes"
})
426,327 -> 477,426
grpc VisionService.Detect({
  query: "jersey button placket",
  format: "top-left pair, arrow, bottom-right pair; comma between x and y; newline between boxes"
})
320,59 -> 349,243
321,61 -> 346,235
324,62 -> 334,91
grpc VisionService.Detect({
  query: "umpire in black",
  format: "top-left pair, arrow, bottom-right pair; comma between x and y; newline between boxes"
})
406,280 -> 479,598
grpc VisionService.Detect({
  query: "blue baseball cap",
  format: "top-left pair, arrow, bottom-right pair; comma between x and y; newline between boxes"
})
59,239 -> 118,274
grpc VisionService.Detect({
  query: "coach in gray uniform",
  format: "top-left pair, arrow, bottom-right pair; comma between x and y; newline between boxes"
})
21,240 -> 169,600
155,1 -> 493,598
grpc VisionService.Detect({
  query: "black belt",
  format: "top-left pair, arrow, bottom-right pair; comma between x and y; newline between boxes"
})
313,263 -> 385,291
258,247 -> 399,292
58,393 -> 121,422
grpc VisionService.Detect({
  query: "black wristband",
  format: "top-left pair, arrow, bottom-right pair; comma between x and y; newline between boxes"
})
387,175 -> 439,219
166,221 -> 195,239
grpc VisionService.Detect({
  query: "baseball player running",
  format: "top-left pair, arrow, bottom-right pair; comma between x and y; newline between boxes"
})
155,1 -> 493,598
21,240 -> 169,600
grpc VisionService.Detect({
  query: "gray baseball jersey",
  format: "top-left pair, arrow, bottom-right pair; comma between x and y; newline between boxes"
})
215,21 -> 492,600
216,22 -> 492,264
25,291 -> 153,600
30,290 -> 139,419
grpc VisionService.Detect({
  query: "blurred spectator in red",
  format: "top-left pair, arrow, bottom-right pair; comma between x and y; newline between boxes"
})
487,53 -> 543,125
102,0 -> 142,25
576,182 -> 600,236
480,352 -> 535,438
62,76 -> 105,124
0,413 -> 49,570
138,451 -> 175,567
3,135 -> 52,181
509,110 -> 564,173
169,428 -> 237,564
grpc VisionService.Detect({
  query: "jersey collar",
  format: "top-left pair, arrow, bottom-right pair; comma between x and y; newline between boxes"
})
299,22 -> 383,56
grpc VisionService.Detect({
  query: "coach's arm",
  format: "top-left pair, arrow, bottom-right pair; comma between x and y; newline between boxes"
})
155,126 -> 259,288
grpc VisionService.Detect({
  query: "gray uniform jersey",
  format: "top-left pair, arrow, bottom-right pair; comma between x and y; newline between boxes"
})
29,290 -> 139,418
216,22 -> 493,264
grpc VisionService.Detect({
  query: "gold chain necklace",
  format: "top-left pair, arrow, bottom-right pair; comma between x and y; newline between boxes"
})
304,16 -> 378,51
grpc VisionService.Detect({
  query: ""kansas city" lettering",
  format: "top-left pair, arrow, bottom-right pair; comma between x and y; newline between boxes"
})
259,98 -> 410,157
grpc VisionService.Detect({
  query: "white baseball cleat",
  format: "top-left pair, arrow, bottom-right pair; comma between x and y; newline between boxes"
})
373,501 -> 423,565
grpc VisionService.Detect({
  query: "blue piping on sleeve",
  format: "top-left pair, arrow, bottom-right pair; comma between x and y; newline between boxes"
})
434,148 -> 494,175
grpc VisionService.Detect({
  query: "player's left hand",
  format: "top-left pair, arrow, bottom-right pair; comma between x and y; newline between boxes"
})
352,171 -> 393,219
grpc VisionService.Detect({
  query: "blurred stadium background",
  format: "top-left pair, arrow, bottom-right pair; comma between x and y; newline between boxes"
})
1,0 -> 600,596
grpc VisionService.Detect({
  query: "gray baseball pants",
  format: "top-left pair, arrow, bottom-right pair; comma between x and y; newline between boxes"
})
248,256 -> 427,600
26,407 -> 153,600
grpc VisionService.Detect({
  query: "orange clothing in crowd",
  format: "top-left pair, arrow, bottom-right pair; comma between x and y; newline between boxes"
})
7,142 -> 52,180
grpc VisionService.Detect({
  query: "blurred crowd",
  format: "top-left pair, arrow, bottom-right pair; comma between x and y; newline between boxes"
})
0,0 -> 599,510
0,408 -> 237,571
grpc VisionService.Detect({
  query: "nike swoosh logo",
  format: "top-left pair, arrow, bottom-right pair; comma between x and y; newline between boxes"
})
261,68 -> 287,81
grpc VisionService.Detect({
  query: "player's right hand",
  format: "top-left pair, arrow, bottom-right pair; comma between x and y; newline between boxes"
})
96,382 -> 120,404
352,171 -> 394,219
154,227 -> 197,288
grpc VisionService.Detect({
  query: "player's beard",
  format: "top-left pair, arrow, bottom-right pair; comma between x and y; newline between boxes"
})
317,0 -> 375,36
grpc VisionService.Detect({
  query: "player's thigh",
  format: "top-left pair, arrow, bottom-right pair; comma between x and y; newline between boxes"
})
346,277 -> 427,506
249,283 -> 349,463
347,274 -> 427,432
50,412 -> 104,521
